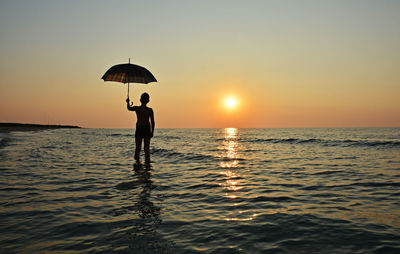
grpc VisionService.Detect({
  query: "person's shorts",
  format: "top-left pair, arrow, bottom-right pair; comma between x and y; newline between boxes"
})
135,125 -> 152,138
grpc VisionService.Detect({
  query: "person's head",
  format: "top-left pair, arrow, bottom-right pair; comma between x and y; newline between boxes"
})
140,92 -> 150,105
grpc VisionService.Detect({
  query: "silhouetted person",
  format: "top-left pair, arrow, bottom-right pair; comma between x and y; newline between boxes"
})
126,93 -> 155,163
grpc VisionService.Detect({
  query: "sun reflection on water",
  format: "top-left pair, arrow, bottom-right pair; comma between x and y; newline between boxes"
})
218,129 -> 261,222
219,128 -> 242,200
219,128 -> 239,169
218,128 -> 262,222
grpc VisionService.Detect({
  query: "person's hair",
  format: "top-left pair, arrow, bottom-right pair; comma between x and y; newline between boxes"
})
140,92 -> 150,103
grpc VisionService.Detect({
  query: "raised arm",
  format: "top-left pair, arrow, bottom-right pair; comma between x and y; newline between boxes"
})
126,98 -> 136,111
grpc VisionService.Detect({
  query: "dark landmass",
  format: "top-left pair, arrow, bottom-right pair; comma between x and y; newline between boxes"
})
0,123 -> 81,133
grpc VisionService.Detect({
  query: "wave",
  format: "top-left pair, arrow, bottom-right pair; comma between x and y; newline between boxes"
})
152,147 -> 241,163
0,138 -> 7,149
151,148 -> 183,158
106,133 -> 132,137
0,133 -> 10,149
311,170 -> 346,175
245,138 -> 400,148
355,181 -> 400,188
107,133 -> 181,140
152,148 -> 217,161
252,196 -> 298,202
157,135 -> 181,140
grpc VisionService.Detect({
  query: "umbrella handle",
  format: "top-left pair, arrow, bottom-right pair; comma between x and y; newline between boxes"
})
127,83 -> 130,99
127,83 -> 133,106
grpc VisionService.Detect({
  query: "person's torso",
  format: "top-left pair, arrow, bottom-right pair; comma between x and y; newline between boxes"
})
135,106 -> 152,126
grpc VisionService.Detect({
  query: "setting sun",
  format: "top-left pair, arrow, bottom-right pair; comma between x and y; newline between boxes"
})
225,97 -> 238,109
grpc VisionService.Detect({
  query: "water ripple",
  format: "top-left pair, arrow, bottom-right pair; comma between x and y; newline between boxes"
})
0,128 -> 399,253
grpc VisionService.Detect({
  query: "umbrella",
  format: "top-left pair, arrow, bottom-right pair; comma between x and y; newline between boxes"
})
101,59 -> 157,98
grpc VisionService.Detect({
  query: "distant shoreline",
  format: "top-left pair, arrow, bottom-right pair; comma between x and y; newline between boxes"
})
0,123 -> 81,133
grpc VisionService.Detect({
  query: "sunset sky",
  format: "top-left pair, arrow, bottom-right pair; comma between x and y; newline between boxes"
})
1,0 -> 399,128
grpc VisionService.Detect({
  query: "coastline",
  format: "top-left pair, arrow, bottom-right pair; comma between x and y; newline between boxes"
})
0,123 -> 81,133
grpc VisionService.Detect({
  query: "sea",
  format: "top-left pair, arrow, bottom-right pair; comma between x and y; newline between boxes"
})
0,128 -> 399,253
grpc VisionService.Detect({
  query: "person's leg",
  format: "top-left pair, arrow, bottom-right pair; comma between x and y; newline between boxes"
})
135,137 -> 143,161
144,137 -> 151,163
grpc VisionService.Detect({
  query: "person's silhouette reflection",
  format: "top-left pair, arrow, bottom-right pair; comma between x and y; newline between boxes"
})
128,164 -> 164,251
133,164 -> 160,220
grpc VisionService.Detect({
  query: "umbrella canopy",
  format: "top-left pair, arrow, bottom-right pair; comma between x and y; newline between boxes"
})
101,60 -> 157,98
101,63 -> 157,84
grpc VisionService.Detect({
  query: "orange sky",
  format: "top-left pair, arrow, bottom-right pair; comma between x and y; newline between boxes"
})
1,1 -> 399,128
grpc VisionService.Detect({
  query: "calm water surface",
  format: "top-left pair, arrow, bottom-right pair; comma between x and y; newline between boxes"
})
1,128 -> 400,253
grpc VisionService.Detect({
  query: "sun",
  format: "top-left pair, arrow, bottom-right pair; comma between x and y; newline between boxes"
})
225,97 -> 238,109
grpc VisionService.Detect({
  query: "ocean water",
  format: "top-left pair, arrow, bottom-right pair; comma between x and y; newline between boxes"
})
0,128 -> 400,253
